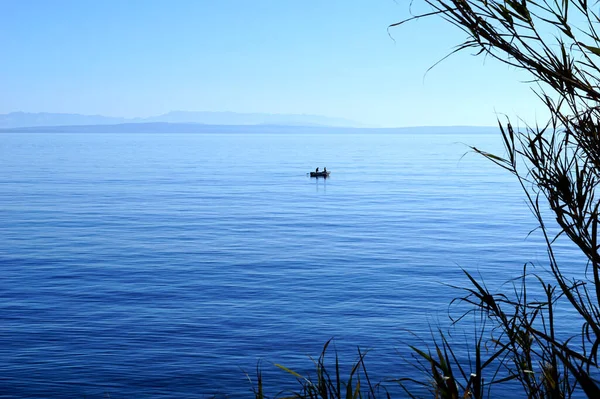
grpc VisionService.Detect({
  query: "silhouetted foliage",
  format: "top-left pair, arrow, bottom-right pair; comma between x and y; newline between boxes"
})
392,0 -> 600,397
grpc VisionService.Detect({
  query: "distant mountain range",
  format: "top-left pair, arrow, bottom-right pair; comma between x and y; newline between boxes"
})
0,111 -> 500,134
0,111 -> 367,129
0,122 -> 499,135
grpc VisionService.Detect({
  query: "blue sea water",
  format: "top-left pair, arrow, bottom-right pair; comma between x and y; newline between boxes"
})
0,131 -> 580,398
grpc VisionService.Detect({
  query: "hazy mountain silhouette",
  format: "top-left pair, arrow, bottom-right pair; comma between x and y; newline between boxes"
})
0,111 -> 367,129
141,111 -> 367,127
0,112 -> 124,128
0,122 -> 499,135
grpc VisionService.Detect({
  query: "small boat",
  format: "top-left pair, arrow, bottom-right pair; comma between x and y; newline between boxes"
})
310,171 -> 330,178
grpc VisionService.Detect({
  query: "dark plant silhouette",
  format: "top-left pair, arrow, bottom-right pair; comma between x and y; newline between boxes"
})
391,0 -> 600,397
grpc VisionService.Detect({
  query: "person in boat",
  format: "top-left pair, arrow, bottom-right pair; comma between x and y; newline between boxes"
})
323,167 -> 327,173
315,167 -> 319,173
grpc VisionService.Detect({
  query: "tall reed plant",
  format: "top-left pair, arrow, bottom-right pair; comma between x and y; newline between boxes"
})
392,0 -> 600,397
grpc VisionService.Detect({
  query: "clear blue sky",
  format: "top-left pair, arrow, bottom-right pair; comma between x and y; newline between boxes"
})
0,0 -> 545,127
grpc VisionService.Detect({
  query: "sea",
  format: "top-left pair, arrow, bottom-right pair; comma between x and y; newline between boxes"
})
0,130 -> 582,398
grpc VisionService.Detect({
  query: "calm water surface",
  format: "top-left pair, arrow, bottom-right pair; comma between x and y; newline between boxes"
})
0,132 -> 576,397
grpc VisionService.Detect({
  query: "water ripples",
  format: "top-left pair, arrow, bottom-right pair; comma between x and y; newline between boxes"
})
0,132 -> 577,397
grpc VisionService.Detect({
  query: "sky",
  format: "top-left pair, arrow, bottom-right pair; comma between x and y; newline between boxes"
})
0,0 -> 547,127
